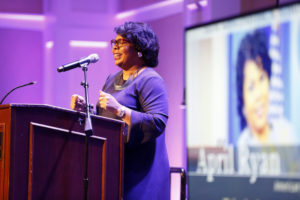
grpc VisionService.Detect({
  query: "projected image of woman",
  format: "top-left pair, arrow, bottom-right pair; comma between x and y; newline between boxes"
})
236,29 -> 298,146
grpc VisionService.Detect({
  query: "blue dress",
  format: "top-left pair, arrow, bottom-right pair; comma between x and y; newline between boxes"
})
97,67 -> 170,200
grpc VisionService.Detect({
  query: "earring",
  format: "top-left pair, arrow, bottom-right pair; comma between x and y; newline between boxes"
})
137,52 -> 143,58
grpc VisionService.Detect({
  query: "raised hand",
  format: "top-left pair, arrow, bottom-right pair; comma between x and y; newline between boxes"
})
98,90 -> 121,114
70,94 -> 86,112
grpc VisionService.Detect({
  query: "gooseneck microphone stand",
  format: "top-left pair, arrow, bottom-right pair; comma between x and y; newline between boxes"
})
0,81 -> 36,105
81,63 -> 93,200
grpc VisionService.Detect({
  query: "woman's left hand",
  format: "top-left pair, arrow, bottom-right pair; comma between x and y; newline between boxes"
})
98,90 -> 121,114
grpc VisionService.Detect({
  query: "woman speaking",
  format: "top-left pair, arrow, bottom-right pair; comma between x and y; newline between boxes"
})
72,21 -> 170,200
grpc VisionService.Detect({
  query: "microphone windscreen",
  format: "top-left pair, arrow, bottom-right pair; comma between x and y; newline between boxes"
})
89,54 -> 99,63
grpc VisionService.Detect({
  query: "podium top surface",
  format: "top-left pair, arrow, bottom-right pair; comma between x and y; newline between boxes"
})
0,103 -> 124,125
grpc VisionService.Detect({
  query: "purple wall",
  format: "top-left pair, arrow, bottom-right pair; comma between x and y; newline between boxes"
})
0,0 -> 43,13
0,28 -> 43,104
147,15 -> 185,199
118,0 -> 163,11
147,13 -> 185,167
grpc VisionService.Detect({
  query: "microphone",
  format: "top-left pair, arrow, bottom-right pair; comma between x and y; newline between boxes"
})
57,53 -> 99,72
0,81 -> 37,105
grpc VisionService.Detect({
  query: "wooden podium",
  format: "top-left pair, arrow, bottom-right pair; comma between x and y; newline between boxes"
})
0,104 -> 124,200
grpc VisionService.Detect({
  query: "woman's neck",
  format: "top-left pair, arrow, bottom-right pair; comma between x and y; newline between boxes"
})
122,65 -> 143,80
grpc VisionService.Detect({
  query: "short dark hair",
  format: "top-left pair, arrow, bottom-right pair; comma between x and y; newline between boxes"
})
114,21 -> 159,67
236,29 -> 272,129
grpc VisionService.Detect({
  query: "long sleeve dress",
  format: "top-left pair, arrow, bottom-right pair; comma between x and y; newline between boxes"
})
96,67 -> 170,200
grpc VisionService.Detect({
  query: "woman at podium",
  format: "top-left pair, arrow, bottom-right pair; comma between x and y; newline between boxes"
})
71,21 -> 170,200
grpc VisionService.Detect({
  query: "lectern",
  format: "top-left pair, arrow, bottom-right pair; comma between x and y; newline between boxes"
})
0,104 -> 124,200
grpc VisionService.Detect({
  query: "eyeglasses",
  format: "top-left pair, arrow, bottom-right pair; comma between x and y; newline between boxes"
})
110,38 -> 130,48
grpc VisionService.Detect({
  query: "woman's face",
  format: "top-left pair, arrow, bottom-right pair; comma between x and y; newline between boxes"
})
112,35 -> 139,70
243,59 -> 270,133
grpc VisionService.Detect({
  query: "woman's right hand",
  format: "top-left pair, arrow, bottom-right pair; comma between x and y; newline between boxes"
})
70,94 -> 86,112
